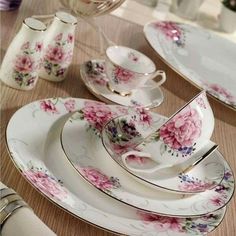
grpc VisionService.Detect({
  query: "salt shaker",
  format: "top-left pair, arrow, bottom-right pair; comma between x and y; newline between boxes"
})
0,18 -> 46,90
39,11 -> 77,82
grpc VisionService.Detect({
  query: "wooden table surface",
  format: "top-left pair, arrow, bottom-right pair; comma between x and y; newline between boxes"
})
1,0 -> 235,235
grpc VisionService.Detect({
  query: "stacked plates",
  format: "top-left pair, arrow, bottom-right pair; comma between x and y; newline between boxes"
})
6,97 -> 234,235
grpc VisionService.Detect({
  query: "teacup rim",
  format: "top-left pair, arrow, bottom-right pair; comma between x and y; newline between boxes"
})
105,45 -> 157,75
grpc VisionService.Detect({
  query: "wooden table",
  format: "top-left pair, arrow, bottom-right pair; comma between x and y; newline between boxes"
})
1,0 -> 235,235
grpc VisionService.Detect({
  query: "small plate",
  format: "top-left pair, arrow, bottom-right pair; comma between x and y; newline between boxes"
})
80,59 -> 164,109
61,105 -> 234,217
6,97 -> 227,235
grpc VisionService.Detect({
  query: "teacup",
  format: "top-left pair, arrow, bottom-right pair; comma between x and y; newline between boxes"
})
102,91 -> 215,173
105,45 -> 166,96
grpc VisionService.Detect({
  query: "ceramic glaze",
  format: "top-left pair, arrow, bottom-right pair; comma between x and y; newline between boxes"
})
105,45 -> 166,95
6,98 -> 228,235
0,18 -> 46,90
39,11 -> 77,82
80,59 -> 164,108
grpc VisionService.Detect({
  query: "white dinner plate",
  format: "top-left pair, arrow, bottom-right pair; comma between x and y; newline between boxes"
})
144,21 -> 236,110
6,98 -> 227,236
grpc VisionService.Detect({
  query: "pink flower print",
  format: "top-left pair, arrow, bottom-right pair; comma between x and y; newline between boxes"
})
23,170 -> 67,200
40,100 -> 59,114
154,21 -> 184,47
54,33 -> 63,41
160,106 -> 202,150
135,107 -> 152,126
207,83 -> 235,105
81,167 -> 120,190
210,195 -> 226,206
138,211 -> 183,232
113,66 -> 134,84
14,55 -> 34,73
67,33 -> 74,43
128,52 -> 139,62
64,99 -> 76,112
111,142 -> 135,155
195,96 -> 206,109
35,42 -> 43,52
21,42 -> 30,50
82,101 -> 116,132
64,50 -> 73,65
45,45 -> 65,63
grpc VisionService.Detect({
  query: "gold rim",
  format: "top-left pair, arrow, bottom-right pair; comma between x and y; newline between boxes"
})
106,82 -> 132,97
23,18 -> 46,32
60,112 -> 231,218
79,61 -> 164,110
55,12 -> 77,25
105,46 -> 156,75
143,21 -> 236,112
3,99 -> 230,234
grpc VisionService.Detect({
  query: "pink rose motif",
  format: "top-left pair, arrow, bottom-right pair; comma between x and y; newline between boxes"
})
21,42 -> 30,50
35,42 -> 43,52
138,211 -> 183,232
67,33 -> 74,43
81,167 -> 114,190
113,66 -> 134,83
23,170 -> 67,200
154,21 -> 181,41
14,55 -> 34,73
45,45 -> 65,63
160,106 -> 202,150
40,100 -> 59,114
207,83 -> 235,104
111,142 -> 136,155
54,33 -> 63,41
210,195 -> 226,206
126,154 -> 148,165
64,99 -> 76,112
135,107 -> 152,125
82,101 -> 116,131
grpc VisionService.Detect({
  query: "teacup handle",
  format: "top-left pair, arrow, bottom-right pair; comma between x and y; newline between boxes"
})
142,70 -> 166,88
121,150 -> 170,173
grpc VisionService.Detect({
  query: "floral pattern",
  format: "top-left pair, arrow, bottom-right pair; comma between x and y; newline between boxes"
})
159,106 -> 202,155
23,167 -> 67,201
77,100 -> 117,132
203,83 -> 236,107
153,21 -> 185,47
13,41 -> 43,87
112,66 -> 135,84
178,174 -> 215,192
209,169 -> 234,207
43,33 -> 73,78
85,60 -> 108,86
138,210 -> 222,234
128,52 -> 139,62
80,167 -> 121,192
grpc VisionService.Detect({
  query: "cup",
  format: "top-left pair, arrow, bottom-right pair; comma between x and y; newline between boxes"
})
0,18 -> 46,90
105,45 -> 166,96
102,91 -> 215,173
39,11 -> 77,82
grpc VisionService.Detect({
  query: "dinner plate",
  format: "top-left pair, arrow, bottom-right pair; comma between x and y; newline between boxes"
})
61,104 -> 234,217
80,60 -> 164,109
143,21 -> 236,110
5,97 -> 227,235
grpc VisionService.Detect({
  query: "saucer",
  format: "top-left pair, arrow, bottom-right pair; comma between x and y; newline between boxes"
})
80,59 -> 164,108
60,103 -> 234,217
6,98 -> 227,235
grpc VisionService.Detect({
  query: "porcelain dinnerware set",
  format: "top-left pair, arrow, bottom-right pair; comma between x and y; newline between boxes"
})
2,7 -> 235,235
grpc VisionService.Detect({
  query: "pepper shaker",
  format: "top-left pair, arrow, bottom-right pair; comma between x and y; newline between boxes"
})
0,18 -> 46,90
39,11 -> 77,82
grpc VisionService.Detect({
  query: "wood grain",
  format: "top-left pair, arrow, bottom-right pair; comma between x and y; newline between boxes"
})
0,0 -> 235,235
